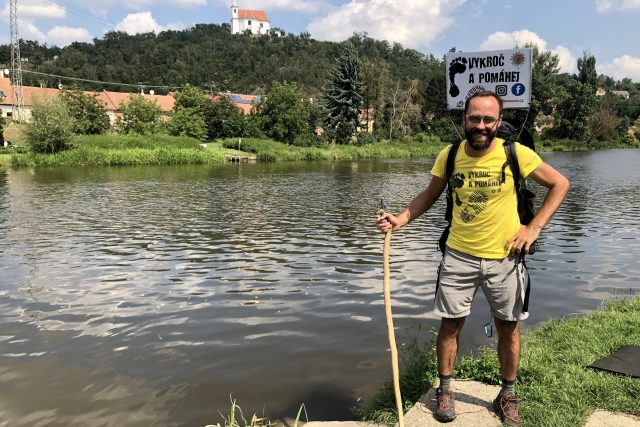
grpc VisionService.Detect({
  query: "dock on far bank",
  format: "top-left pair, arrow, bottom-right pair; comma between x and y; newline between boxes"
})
225,154 -> 257,163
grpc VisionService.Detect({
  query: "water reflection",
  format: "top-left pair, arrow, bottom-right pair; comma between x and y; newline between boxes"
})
0,150 -> 638,426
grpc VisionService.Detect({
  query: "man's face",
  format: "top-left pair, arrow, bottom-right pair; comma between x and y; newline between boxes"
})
463,96 -> 501,151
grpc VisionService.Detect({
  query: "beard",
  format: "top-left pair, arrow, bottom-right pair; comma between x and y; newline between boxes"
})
464,127 -> 497,151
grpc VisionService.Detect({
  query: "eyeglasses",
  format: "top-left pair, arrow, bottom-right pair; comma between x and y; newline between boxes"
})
465,115 -> 500,126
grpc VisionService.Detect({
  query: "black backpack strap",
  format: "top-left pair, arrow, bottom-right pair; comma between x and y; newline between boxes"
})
503,139 -> 521,189
438,141 -> 461,254
444,141 -> 461,222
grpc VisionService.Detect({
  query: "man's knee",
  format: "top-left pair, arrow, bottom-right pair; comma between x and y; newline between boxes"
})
494,318 -> 520,339
439,317 -> 465,338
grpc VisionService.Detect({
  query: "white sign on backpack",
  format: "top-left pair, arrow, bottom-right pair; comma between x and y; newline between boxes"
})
445,48 -> 532,110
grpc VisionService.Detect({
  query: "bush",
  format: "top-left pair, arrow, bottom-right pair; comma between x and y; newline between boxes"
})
24,96 -> 75,153
116,94 -> 164,135
59,87 -> 110,135
167,107 -> 208,141
429,116 -> 460,144
354,131 -> 377,146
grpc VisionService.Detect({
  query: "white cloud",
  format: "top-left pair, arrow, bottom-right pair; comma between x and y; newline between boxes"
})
0,1 -> 65,20
20,20 -> 48,42
596,0 -> 640,12
307,0 -> 467,47
48,26 -> 94,46
115,11 -> 185,34
480,29 -> 547,51
479,30 -> 577,73
551,45 -> 577,74
598,55 -> 640,81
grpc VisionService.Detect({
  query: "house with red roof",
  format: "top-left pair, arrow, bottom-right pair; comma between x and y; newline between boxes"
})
231,1 -> 270,35
0,76 -> 260,125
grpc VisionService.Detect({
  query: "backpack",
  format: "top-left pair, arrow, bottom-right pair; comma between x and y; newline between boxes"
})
438,119 -> 536,255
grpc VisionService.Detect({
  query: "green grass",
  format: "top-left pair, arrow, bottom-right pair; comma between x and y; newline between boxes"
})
221,138 -> 446,161
2,133 -> 638,169
358,295 -> 640,426
3,134 -> 229,167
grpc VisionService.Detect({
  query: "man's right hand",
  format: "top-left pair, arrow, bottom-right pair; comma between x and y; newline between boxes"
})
377,212 -> 401,233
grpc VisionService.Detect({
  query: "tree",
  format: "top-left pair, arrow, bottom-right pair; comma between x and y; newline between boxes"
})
324,42 -> 364,143
553,52 -> 598,141
167,107 -> 207,140
203,95 -> 246,139
526,44 -> 561,130
116,94 -> 164,135
362,56 -> 390,133
258,81 -> 310,144
24,96 -> 75,153
167,84 -> 208,140
59,86 -> 110,134
173,83 -> 207,112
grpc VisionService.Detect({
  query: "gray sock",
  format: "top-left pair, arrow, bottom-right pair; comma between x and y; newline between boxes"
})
439,374 -> 452,391
501,377 -> 515,395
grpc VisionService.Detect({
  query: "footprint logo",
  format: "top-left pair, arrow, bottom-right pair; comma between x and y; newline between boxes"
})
460,191 -> 489,223
450,172 -> 465,207
448,57 -> 467,97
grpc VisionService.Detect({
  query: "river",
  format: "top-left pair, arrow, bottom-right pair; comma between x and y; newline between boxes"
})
0,149 -> 638,426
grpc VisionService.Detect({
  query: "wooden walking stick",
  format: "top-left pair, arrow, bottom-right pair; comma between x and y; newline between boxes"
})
380,200 -> 404,427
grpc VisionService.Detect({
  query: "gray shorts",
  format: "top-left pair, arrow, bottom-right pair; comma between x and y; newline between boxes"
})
434,247 -> 529,321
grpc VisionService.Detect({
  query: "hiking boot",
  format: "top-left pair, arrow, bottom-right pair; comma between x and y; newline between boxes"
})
493,391 -> 521,427
434,387 -> 456,422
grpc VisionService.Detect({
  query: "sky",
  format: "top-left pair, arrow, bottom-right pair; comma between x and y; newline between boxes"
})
2,0 -> 640,82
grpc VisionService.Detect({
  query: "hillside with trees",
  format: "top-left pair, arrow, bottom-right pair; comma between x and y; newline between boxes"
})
1,25 -> 640,149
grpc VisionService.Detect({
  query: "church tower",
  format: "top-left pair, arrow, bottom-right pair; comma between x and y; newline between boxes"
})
231,0 -> 240,34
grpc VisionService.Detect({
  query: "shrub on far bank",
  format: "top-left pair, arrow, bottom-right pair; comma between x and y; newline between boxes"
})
167,107 -> 208,141
116,94 -> 164,135
24,96 -> 75,153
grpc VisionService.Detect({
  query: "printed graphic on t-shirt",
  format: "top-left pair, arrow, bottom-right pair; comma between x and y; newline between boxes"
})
450,169 -> 504,223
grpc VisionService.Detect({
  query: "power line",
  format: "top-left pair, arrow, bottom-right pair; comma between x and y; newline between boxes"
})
40,0 -> 116,28
23,70 -> 182,90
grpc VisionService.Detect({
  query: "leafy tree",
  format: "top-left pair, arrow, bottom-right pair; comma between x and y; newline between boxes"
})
362,56 -> 390,133
527,44 -> 561,130
173,83 -> 207,112
324,42 -> 364,143
553,52 -> 598,141
258,81 -> 310,144
167,107 -> 207,140
24,96 -> 75,153
116,94 -> 164,135
203,95 -> 246,139
59,86 -> 110,134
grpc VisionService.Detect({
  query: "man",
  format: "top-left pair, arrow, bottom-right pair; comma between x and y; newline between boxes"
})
376,90 -> 569,426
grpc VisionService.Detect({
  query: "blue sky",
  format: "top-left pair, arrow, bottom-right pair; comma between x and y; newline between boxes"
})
2,0 -> 640,81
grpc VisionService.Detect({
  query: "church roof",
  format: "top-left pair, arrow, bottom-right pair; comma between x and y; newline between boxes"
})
238,9 -> 268,21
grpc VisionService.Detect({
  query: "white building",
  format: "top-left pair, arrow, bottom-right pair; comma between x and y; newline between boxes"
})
230,1 -> 270,35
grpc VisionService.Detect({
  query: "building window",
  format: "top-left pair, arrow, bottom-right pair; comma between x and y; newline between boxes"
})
260,23 -> 263,28
248,20 -> 252,26
233,8 -> 237,13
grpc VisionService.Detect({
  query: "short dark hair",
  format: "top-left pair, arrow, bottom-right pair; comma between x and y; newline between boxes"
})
464,90 -> 503,115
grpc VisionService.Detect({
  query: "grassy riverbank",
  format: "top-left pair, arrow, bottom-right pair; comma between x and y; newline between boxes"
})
0,132 -> 447,168
358,295 -> 640,426
221,137 -> 446,161
1,134 -> 231,168
1,125 -> 637,168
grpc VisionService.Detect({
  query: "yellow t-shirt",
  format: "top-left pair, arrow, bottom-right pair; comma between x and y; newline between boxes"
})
431,139 -> 542,259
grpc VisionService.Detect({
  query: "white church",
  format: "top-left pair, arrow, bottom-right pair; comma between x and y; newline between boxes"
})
230,1 -> 270,35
